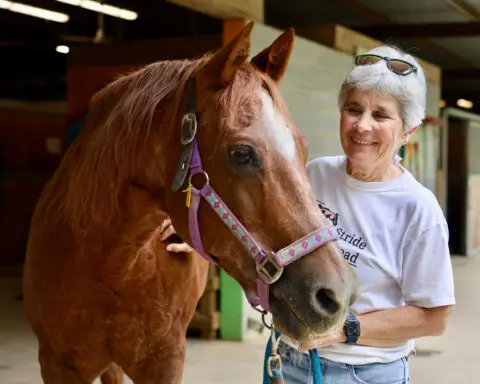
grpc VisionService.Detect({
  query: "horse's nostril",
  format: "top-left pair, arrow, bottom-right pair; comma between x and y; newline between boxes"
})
315,288 -> 340,316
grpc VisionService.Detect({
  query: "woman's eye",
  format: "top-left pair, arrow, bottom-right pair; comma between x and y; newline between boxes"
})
347,108 -> 361,114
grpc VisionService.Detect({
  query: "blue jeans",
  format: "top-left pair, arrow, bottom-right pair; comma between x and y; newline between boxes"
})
278,342 -> 410,384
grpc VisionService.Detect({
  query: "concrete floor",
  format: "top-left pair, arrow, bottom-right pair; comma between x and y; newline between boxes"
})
0,255 -> 478,384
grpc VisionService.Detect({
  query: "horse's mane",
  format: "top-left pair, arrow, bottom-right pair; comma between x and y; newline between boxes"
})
40,53 -> 292,236
41,57 -> 209,233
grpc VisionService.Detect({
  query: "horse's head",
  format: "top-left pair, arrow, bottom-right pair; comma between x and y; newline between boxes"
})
159,23 -> 357,343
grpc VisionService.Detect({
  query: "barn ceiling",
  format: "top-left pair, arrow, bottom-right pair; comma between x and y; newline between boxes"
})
3,0 -> 480,113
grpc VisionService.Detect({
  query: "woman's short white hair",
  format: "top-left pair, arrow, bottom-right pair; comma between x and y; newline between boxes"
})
338,45 -> 427,131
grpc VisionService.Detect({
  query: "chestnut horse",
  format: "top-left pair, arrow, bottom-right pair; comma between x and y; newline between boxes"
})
22,23 -> 356,383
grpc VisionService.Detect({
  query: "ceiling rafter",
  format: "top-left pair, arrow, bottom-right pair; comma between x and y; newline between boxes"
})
444,68 -> 480,79
351,22 -> 480,39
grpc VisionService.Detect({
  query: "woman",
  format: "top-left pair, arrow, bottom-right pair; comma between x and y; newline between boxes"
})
276,45 -> 455,383
160,45 -> 456,384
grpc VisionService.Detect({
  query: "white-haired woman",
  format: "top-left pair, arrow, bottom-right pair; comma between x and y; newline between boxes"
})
275,46 -> 456,383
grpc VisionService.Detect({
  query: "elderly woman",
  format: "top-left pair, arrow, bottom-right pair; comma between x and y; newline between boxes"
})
275,45 -> 456,383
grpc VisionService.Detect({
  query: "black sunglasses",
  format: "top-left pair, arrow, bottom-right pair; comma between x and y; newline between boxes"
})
355,54 -> 418,76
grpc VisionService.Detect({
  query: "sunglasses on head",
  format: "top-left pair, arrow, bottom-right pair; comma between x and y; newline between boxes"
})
355,54 -> 418,76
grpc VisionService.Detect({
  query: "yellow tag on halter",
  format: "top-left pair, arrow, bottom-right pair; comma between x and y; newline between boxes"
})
183,183 -> 193,208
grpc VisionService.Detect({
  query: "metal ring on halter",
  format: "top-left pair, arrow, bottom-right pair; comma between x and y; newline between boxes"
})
188,170 -> 209,189
252,305 -> 268,315
262,312 -> 273,330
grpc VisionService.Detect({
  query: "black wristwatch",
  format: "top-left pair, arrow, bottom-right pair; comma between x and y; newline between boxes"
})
343,313 -> 361,344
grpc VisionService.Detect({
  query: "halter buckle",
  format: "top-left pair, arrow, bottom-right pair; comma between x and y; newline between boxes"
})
181,112 -> 197,145
257,252 -> 284,284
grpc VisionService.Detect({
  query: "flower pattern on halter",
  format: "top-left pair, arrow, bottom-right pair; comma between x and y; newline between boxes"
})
274,226 -> 338,266
201,184 -> 338,268
202,186 -> 264,260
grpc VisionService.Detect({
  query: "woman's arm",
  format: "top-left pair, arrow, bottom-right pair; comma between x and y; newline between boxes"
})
299,304 -> 453,351
355,304 -> 453,347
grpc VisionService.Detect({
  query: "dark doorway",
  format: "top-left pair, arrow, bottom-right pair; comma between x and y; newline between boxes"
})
446,117 -> 468,255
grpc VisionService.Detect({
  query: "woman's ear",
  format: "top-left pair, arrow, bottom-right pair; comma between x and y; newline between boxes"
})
403,126 -> 418,143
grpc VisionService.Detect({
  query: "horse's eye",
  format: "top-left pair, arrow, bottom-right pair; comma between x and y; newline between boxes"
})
227,145 -> 258,168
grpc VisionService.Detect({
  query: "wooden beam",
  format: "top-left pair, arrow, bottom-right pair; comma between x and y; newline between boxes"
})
442,90 -> 480,99
352,22 -> 480,38
331,0 -> 388,23
0,99 -> 66,114
166,0 -> 263,22
443,68 -> 480,79
443,0 -> 480,21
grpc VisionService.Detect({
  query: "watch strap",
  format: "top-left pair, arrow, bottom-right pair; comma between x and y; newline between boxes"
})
344,313 -> 360,344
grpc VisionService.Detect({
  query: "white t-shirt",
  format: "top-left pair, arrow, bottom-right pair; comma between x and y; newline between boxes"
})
300,155 -> 455,365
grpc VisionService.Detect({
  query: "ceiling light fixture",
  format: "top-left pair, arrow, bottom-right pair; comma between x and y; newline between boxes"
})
56,0 -> 137,20
56,45 -> 70,54
457,98 -> 473,109
0,0 -> 69,22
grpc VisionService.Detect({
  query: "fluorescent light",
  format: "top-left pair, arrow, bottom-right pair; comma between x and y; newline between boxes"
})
0,0 -> 69,22
457,98 -> 473,109
56,0 -> 81,4
56,0 -> 137,20
81,0 -> 102,12
56,45 -> 70,54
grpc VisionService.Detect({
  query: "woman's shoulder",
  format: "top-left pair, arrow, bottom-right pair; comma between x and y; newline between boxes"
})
399,173 -> 447,231
306,155 -> 346,177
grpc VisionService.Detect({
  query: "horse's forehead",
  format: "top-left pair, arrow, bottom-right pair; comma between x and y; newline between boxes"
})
258,91 -> 297,163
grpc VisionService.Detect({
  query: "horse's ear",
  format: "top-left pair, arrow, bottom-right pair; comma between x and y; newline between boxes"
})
199,21 -> 254,86
251,28 -> 294,82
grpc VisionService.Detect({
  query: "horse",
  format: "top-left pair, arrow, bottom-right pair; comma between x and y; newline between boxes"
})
22,22 -> 357,384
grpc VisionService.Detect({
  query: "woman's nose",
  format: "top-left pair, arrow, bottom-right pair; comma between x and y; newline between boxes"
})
355,115 -> 372,132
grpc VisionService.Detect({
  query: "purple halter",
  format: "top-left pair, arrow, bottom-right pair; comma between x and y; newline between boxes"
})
172,78 -> 338,312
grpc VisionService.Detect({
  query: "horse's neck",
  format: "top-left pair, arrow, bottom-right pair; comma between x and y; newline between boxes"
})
99,181 -> 168,238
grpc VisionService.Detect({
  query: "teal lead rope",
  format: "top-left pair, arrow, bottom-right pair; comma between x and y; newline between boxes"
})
263,328 -> 323,384
263,329 -> 283,383
309,348 -> 322,384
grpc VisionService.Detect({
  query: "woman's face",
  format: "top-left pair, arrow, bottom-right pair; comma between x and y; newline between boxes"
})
340,89 -> 405,173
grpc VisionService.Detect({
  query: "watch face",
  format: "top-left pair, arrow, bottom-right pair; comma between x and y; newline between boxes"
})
347,322 -> 360,336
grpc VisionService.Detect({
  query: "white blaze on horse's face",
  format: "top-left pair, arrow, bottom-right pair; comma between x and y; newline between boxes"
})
259,91 -> 297,163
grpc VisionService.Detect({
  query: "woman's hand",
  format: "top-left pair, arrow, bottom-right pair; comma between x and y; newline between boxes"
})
159,217 -> 193,253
